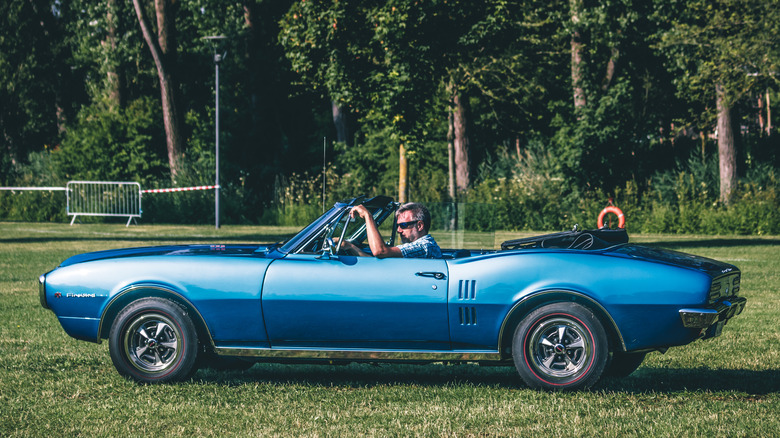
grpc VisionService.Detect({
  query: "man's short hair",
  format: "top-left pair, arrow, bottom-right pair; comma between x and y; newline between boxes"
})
397,202 -> 432,233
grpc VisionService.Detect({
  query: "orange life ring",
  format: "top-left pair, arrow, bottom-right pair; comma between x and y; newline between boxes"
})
597,206 -> 625,229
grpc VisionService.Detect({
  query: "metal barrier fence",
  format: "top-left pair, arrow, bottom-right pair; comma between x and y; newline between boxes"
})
67,181 -> 141,226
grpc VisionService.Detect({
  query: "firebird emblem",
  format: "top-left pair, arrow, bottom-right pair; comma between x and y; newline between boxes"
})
54,292 -> 62,298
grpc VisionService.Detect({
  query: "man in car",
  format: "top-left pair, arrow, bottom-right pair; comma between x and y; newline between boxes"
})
340,202 -> 442,258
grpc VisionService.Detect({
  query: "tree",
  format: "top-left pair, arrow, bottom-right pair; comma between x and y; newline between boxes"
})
657,0 -> 780,204
280,0 -> 436,202
280,1 -> 559,201
132,0 -> 184,178
0,0 -> 71,176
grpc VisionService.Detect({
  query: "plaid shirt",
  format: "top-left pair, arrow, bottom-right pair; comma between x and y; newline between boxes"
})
398,234 -> 442,259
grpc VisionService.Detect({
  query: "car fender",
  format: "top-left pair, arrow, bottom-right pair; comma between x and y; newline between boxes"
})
497,289 -> 626,357
98,283 -> 214,349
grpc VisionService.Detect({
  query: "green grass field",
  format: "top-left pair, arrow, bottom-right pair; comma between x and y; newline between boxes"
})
1,222 -> 778,437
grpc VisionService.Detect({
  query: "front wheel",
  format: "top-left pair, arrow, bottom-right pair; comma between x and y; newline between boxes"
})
109,297 -> 199,383
512,302 -> 608,391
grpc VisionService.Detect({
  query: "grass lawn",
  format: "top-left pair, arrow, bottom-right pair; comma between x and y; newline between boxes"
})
1,222 -> 778,437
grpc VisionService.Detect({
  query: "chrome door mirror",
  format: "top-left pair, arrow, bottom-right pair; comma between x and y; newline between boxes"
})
317,237 -> 335,260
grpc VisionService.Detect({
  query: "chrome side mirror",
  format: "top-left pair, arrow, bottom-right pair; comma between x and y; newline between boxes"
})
317,237 -> 335,260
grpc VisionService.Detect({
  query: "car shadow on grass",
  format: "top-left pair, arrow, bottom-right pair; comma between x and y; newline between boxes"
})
197,362 -> 522,389
598,366 -> 780,395
194,362 -> 779,395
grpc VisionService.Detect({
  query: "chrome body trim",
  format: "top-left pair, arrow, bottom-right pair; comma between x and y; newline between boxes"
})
497,289 -> 626,352
679,296 -> 747,328
214,347 -> 502,362
39,273 -> 49,310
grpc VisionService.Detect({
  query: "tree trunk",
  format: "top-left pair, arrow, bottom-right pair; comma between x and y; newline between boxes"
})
106,0 -> 124,108
716,84 -> 737,205
154,0 -> 178,67
398,143 -> 408,203
602,47 -> 619,91
446,108 -> 457,230
570,0 -> 586,110
447,109 -> 456,202
767,90 -> 773,136
452,92 -> 470,194
132,0 -> 183,178
331,101 -> 349,144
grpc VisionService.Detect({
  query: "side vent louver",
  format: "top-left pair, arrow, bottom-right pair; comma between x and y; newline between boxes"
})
458,280 -> 477,300
458,280 -> 477,325
459,306 -> 477,325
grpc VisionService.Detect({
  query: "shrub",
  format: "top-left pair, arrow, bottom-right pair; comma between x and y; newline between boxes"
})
53,97 -> 168,186
258,166 -> 346,226
0,150 -> 66,222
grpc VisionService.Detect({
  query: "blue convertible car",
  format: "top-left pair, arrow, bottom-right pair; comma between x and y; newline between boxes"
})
39,196 -> 746,390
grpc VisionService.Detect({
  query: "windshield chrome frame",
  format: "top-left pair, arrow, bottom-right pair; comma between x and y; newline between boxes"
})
278,200 -> 356,254
277,196 -> 398,255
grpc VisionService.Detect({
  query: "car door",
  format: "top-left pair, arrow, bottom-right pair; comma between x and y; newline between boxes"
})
261,254 -> 450,350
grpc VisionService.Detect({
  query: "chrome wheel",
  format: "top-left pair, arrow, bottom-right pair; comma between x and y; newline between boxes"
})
512,302 -> 608,390
109,297 -> 199,383
526,317 -> 591,379
123,313 -> 182,373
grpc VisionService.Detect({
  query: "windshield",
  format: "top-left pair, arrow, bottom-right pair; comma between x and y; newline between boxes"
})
278,198 -> 494,254
278,196 -> 396,255
331,202 -> 392,246
278,203 -> 349,254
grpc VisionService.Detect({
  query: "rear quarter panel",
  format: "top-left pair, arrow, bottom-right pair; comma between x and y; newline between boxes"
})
446,250 -> 711,352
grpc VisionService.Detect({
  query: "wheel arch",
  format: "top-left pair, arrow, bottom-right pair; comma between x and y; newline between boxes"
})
498,289 -> 626,358
98,285 -> 214,351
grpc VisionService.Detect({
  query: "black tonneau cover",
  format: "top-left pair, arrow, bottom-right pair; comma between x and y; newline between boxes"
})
501,228 -> 629,251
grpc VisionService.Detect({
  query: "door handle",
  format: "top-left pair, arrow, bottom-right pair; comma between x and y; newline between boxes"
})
416,271 -> 446,280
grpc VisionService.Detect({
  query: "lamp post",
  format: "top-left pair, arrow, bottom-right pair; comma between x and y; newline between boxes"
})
203,35 -> 227,229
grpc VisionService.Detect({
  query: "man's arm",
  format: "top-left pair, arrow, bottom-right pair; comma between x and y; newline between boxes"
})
337,239 -> 369,257
350,205 -> 402,258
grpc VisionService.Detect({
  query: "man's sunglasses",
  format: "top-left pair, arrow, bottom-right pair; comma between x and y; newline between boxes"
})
397,220 -> 419,229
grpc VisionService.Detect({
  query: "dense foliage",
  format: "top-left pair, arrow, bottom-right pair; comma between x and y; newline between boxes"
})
1,0 -> 778,234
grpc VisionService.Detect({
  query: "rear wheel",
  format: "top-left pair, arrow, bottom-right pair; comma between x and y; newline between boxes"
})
512,302 -> 608,390
109,297 -> 199,383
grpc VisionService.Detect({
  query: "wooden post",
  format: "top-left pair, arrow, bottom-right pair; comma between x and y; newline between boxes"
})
398,143 -> 408,203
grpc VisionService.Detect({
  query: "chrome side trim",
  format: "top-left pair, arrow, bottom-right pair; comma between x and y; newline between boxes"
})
97,285 -> 215,348
214,347 -> 501,362
39,273 -> 49,310
497,289 -> 626,352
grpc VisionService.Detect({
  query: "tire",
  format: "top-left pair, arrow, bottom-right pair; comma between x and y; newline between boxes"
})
109,297 -> 199,383
512,302 -> 608,391
604,352 -> 646,378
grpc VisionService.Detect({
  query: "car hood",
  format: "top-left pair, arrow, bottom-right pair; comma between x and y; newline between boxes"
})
607,244 -> 738,278
58,244 -> 271,267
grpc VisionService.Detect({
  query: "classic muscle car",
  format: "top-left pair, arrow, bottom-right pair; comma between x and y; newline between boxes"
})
39,196 -> 746,390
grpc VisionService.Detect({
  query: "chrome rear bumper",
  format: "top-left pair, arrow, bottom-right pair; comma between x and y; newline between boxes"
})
679,296 -> 747,331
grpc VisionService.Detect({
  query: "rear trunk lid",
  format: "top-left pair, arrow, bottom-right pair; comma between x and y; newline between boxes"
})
608,244 -> 738,279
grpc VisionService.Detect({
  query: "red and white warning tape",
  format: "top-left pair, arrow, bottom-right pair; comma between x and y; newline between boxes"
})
141,185 -> 219,194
